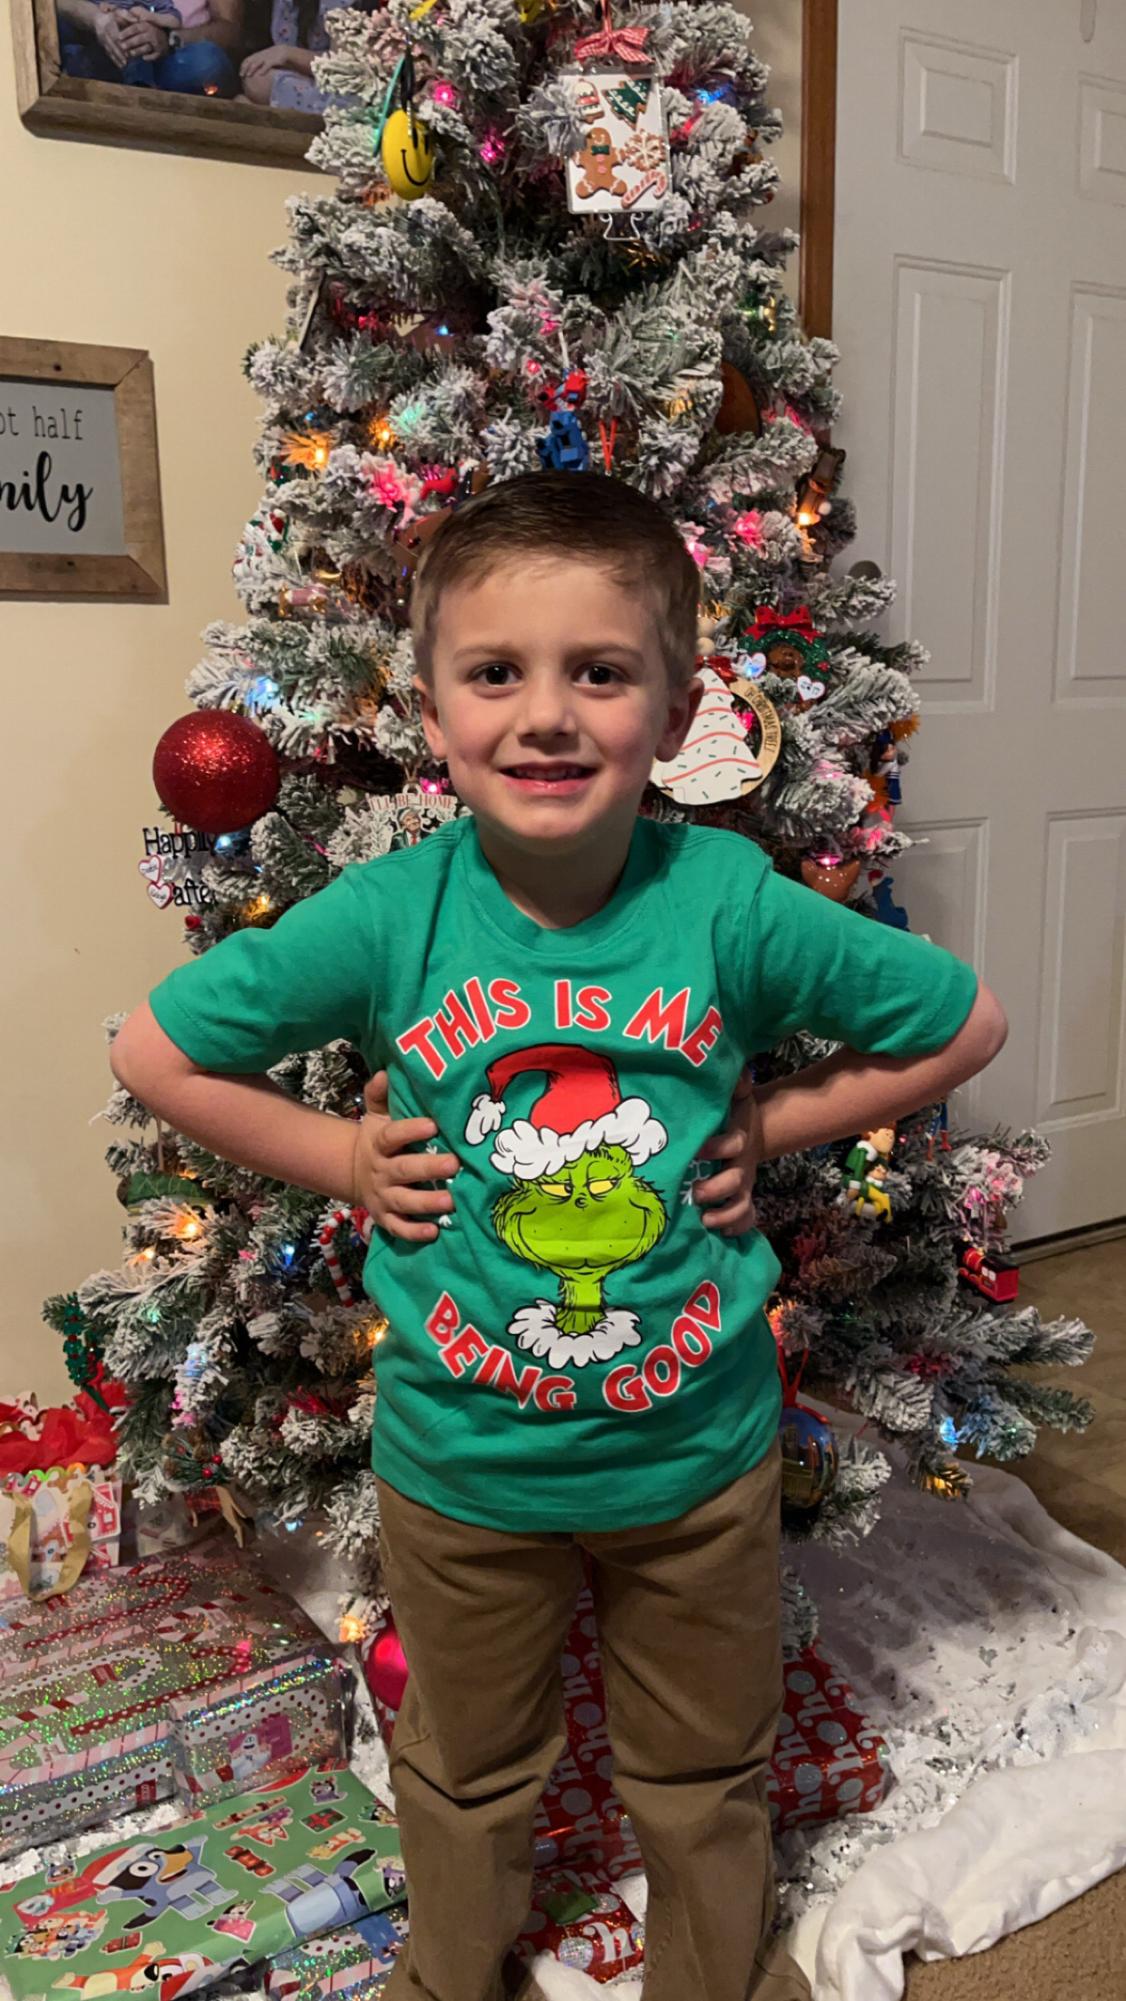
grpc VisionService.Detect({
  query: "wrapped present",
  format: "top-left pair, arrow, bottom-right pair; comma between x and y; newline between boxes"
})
0,1762 -> 404,2001
0,1551 -> 326,1859
170,1652 -> 354,1807
532,1746 -> 641,1881
266,1906 -> 409,1998
0,1466 -> 121,1605
507,1867 -> 644,1986
768,1640 -> 892,1832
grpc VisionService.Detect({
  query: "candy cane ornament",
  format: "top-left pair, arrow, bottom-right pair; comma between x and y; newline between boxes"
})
317,1207 -> 374,1307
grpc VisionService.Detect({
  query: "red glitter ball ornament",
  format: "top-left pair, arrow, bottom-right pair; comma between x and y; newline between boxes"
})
364,1613 -> 409,1713
153,711 -> 280,835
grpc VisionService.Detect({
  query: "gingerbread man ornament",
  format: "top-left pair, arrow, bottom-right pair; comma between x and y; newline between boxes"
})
573,127 -> 628,200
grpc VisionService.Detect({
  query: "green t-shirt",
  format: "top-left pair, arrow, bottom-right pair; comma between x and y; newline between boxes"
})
150,814 -> 978,1534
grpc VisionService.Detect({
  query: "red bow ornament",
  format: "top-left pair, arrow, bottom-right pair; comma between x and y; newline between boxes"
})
748,605 -> 818,643
574,2 -> 651,65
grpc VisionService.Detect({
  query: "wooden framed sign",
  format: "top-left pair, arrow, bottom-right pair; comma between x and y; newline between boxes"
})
0,336 -> 167,600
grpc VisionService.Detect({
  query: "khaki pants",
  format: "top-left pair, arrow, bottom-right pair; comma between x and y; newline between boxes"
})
375,1436 -> 811,2001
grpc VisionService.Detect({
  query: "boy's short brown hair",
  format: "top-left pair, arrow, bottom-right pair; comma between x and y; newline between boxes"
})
410,471 -> 701,690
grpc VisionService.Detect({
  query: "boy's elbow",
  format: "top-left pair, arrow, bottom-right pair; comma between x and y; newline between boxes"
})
110,1003 -> 183,1104
110,1009 -> 150,1097
975,981 -> 1009,1061
948,981 -> 1007,1076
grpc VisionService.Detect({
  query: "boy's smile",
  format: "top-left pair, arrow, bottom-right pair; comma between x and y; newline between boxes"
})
413,555 -> 703,924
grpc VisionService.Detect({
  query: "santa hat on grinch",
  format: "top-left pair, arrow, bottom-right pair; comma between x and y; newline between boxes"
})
465,1043 -> 667,1182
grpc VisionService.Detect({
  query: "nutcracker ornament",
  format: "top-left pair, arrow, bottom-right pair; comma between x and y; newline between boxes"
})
795,446 -> 847,531
869,728 -> 903,809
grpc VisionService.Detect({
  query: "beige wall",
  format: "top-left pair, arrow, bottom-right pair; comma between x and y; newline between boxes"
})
1,19 -> 314,1403
1,7 -> 804,1409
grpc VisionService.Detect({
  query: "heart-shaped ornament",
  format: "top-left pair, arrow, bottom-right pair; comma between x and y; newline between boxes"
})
739,651 -> 767,679
796,674 -> 825,702
138,857 -> 164,883
147,880 -> 174,909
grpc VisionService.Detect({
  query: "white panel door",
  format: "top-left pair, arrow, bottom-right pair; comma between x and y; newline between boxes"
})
832,0 -> 1126,1240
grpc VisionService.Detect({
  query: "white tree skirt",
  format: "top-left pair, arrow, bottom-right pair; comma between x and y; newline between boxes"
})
5,1404 -> 1126,2001
511,1403 -> 1126,2001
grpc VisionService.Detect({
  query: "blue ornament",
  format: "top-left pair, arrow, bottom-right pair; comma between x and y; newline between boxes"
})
537,408 -> 590,473
778,1404 -> 838,1524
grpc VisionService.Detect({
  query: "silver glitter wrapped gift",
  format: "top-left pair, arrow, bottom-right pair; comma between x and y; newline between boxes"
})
0,1549 -> 325,1857
168,1650 -> 354,1807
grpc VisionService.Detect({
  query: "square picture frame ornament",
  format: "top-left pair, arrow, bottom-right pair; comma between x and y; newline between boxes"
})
563,66 -> 671,215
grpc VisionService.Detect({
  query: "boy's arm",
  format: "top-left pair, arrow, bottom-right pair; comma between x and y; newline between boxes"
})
755,980 -> 1007,1161
113,867 -> 381,1201
111,1003 -> 360,1201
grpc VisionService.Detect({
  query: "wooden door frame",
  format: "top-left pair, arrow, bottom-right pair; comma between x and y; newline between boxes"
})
800,0 -> 838,339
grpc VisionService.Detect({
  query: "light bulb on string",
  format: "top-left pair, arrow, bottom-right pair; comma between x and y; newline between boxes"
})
280,429 -> 332,472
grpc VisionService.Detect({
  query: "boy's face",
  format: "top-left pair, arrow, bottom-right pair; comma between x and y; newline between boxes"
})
413,555 -> 703,855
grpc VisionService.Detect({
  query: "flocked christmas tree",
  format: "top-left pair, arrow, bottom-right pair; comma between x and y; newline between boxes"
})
48,0 -> 1094,1645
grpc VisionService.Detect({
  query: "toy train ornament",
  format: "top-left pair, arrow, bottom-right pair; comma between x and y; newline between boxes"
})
957,1242 -> 1020,1305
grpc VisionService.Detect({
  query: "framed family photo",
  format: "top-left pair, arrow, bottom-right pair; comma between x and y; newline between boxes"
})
9,0 -> 333,166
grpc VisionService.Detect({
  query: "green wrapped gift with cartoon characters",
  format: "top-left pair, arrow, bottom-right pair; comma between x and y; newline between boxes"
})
0,1764 -> 405,2000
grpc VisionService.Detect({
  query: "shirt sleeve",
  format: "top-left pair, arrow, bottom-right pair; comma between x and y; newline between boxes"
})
739,860 -> 979,1058
148,866 -> 376,1072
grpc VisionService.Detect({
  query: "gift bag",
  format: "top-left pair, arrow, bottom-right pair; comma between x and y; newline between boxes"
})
0,1464 -> 121,1604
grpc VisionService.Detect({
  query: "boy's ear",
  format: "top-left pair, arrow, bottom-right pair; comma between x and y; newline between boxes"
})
653,674 -> 705,763
412,673 -> 447,761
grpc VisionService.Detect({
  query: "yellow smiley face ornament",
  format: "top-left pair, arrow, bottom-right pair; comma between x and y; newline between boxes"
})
381,106 -> 436,199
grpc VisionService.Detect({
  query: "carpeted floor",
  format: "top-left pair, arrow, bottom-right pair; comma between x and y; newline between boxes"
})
902,1236 -> 1126,2000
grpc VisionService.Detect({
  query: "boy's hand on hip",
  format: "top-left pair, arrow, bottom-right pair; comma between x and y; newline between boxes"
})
352,1070 -> 460,1241
692,1064 -> 763,1233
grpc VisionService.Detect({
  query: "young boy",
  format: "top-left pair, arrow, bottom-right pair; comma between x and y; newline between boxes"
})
112,472 -> 1007,2001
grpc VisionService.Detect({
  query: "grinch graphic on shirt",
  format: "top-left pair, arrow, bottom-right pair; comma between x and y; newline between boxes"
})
463,1043 -> 670,1371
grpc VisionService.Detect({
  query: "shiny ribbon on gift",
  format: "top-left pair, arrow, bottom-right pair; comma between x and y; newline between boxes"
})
747,605 -> 818,643
2,1464 -> 94,1601
574,0 -> 651,65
